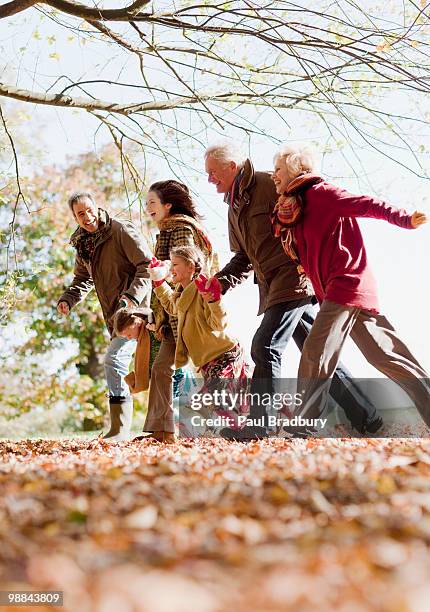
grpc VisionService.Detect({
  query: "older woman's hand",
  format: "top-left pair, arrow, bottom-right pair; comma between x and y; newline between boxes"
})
411,211 -> 428,228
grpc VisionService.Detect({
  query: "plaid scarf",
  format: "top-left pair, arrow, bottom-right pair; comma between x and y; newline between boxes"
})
271,174 -> 323,267
70,209 -> 111,264
158,214 -> 216,271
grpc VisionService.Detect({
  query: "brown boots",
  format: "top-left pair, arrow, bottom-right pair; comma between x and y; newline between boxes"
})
134,431 -> 176,444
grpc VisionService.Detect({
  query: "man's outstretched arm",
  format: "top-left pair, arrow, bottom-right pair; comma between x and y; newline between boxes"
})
215,250 -> 253,293
57,256 -> 94,312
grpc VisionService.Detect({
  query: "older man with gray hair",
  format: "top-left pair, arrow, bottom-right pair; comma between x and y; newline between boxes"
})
204,142 -> 383,439
57,192 -> 152,441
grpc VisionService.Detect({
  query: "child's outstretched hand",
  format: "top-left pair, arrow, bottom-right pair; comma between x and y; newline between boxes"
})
411,211 -> 428,228
195,274 -> 222,302
148,256 -> 170,287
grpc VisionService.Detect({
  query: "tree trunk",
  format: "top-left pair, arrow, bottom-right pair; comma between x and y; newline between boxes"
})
77,334 -> 105,381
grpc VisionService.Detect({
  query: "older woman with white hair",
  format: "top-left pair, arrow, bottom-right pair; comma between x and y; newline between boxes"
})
271,144 -> 430,431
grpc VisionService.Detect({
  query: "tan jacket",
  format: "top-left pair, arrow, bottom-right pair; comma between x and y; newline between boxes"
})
154,282 -> 236,368
216,159 -> 314,315
59,216 -> 152,334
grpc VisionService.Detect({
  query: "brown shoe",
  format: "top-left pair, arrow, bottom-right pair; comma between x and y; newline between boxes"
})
163,433 -> 176,444
133,431 -> 164,442
133,431 -> 176,443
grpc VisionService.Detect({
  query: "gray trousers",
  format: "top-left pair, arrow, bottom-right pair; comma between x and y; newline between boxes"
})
143,332 -> 176,433
298,300 -> 430,425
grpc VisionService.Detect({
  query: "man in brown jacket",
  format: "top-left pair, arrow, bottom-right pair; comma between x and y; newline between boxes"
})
57,192 -> 152,441
204,144 -> 382,439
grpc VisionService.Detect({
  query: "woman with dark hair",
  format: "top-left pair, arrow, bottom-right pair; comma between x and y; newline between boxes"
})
138,179 -> 217,443
148,180 -> 203,221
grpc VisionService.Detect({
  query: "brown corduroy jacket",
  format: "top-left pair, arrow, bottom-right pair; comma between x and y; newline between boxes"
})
216,159 -> 314,315
58,216 -> 152,335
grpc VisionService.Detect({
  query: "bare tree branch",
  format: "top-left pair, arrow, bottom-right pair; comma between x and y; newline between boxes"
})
0,0 -> 37,19
0,103 -> 29,280
2,1 -> 430,185
0,0 -> 151,19
0,81 -> 264,113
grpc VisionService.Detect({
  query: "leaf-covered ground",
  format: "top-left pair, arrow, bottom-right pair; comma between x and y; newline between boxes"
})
1,437 -> 430,611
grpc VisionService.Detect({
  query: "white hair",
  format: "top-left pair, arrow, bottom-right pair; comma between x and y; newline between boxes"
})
274,144 -> 315,178
204,142 -> 247,167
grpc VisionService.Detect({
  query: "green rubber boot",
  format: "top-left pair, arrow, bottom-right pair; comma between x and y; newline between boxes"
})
102,396 -> 133,442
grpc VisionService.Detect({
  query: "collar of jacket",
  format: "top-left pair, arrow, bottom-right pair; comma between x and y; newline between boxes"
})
224,159 -> 255,208
239,159 -> 255,196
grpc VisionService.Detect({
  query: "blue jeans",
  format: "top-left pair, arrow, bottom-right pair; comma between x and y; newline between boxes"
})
250,299 -> 378,431
104,336 -> 137,398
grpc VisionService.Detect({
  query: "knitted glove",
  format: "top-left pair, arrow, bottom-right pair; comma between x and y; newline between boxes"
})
149,256 -> 170,287
194,274 -> 222,301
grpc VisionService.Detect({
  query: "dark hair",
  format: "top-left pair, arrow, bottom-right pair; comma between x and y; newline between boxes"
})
170,245 -> 205,277
148,180 -> 202,220
113,308 -> 148,335
67,191 -> 95,212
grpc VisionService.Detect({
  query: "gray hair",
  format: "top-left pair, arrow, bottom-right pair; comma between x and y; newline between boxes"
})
204,142 -> 247,167
67,191 -> 95,212
274,144 -> 315,178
